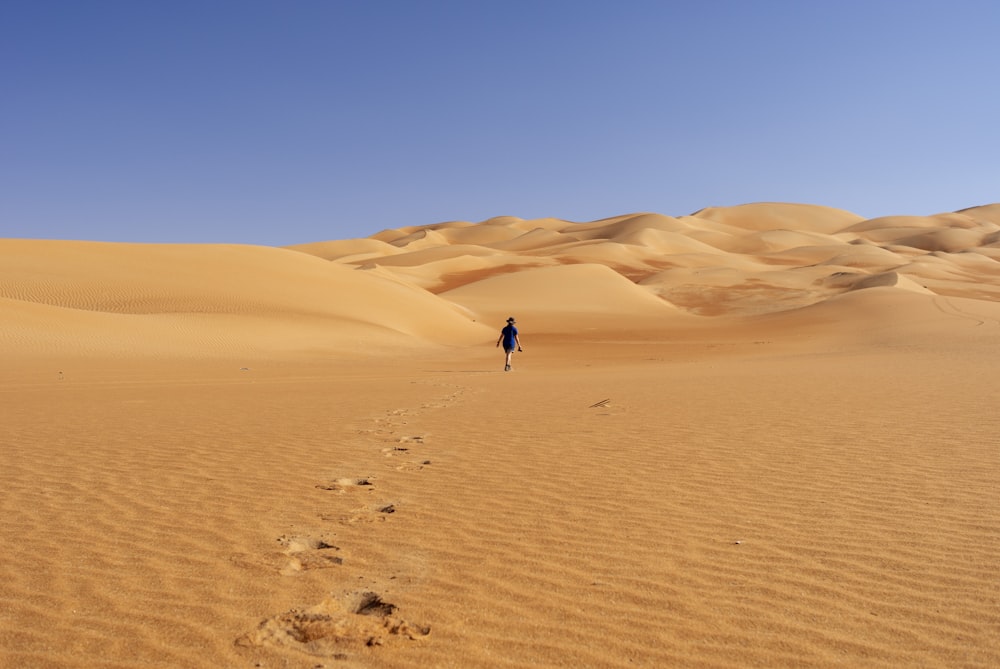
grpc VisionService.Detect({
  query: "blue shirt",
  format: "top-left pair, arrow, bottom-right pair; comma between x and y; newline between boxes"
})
501,324 -> 518,349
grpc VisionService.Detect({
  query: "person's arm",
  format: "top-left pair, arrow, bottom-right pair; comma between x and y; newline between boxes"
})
496,333 -> 503,347
515,333 -> 522,351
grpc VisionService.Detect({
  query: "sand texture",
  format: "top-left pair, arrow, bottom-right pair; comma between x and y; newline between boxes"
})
2,202 -> 999,668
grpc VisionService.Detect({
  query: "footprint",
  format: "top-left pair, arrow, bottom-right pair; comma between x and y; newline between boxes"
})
395,460 -> 431,472
236,590 -> 430,654
277,535 -> 343,575
279,535 -> 337,553
316,477 -> 374,493
230,536 -> 343,576
343,502 -> 399,524
397,435 -> 425,444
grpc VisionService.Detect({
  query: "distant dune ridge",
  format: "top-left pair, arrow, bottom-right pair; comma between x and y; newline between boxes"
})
4,201 -> 998,358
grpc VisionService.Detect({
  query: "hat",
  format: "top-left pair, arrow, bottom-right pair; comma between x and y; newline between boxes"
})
506,317 -> 516,323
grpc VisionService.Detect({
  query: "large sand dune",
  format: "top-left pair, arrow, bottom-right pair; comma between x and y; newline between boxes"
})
0,239 -> 491,359
3,202 -> 999,668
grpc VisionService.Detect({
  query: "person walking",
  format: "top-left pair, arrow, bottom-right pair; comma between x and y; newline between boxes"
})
496,317 -> 522,371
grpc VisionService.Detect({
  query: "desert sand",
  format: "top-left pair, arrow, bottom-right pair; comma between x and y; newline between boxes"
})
2,202 -> 999,668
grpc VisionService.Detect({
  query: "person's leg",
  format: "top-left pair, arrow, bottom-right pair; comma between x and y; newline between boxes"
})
505,349 -> 513,370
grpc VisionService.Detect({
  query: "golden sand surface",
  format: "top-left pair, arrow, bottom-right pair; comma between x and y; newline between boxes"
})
3,203 -> 1000,668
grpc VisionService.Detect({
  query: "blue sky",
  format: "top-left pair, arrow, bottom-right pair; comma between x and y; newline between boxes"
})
3,1 -> 998,245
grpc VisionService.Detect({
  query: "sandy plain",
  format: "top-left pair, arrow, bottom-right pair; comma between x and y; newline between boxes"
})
2,203 -> 999,668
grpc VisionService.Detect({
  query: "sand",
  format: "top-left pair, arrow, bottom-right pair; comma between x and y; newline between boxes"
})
2,202 -> 999,668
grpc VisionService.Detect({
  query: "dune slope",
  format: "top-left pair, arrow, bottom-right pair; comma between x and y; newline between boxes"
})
0,239 -> 491,359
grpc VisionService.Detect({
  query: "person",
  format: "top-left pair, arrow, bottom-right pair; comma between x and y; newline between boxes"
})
496,317 -> 522,371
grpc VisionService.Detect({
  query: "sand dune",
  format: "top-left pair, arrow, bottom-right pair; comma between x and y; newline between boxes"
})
3,202 -> 1000,668
0,239 -> 491,359
583,212 -> 689,239
441,263 -> 684,331
287,237 -> 404,262
958,202 -> 1000,224
690,201 -> 865,232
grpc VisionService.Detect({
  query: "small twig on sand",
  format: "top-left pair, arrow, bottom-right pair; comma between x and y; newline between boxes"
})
589,398 -> 610,408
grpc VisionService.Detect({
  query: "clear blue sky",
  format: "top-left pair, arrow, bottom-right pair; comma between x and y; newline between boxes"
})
3,1 -> 998,245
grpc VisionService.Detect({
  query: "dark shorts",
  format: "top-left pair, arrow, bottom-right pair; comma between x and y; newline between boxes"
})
503,346 -> 516,353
